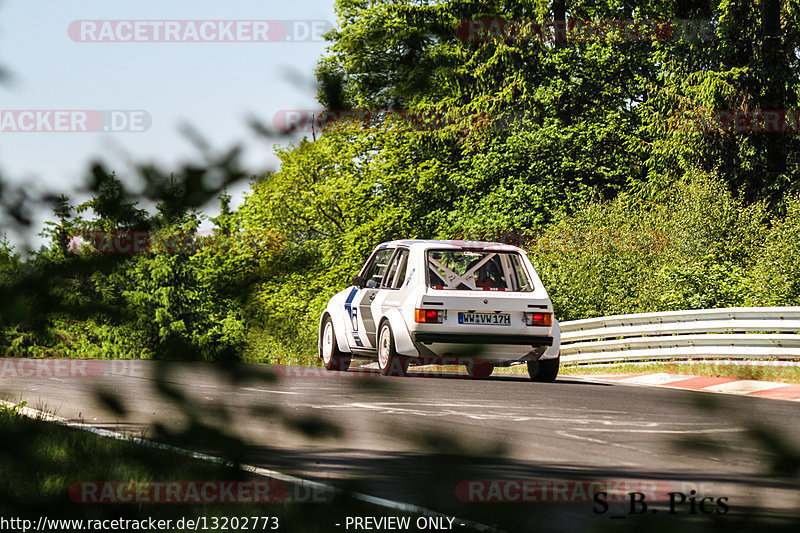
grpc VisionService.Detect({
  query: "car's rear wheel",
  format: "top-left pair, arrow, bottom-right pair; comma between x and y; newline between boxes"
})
527,356 -> 559,382
466,362 -> 493,379
377,322 -> 408,376
321,316 -> 351,371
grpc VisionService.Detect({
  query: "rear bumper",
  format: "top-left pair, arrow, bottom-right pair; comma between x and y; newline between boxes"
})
413,333 -> 553,346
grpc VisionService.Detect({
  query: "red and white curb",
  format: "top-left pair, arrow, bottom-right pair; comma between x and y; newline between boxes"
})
573,373 -> 800,401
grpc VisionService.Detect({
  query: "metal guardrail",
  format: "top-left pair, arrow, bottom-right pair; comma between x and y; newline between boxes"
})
559,307 -> 800,364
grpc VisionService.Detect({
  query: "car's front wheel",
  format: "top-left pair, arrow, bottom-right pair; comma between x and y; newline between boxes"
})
466,362 -> 493,379
527,355 -> 559,382
377,322 -> 408,377
321,316 -> 351,371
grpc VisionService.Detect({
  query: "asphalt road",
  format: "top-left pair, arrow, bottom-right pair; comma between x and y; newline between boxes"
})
2,358 -> 800,531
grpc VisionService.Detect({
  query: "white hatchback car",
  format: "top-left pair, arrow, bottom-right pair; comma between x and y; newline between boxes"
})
318,240 -> 560,381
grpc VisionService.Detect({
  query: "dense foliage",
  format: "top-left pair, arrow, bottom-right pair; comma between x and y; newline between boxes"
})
237,0 -> 800,362
2,0 -> 800,364
1,158 -> 277,362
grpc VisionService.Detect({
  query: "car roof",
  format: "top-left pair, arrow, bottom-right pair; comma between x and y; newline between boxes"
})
377,239 -> 525,253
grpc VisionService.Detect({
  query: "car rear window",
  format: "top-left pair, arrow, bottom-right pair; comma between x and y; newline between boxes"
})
426,250 -> 534,292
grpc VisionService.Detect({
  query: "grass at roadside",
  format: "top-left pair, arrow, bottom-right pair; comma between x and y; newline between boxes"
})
0,403 -> 432,532
242,327 -> 318,367
492,361 -> 800,384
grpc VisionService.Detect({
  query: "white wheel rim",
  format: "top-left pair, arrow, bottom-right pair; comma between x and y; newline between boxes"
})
322,322 -> 334,364
378,327 -> 390,368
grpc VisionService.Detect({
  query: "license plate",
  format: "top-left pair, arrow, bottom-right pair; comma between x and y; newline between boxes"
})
458,312 -> 511,326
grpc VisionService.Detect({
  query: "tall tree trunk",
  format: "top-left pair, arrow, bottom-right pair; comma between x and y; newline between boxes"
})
552,1 -> 570,125
760,0 -> 786,203
552,0 -> 566,46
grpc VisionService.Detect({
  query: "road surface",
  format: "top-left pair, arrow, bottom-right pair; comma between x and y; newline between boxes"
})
2,358 -> 799,531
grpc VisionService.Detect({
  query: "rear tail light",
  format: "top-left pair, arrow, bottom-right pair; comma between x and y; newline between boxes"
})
524,312 -> 552,327
415,309 -> 443,323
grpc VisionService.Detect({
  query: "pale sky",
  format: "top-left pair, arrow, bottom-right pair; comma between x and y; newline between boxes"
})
0,0 -> 337,245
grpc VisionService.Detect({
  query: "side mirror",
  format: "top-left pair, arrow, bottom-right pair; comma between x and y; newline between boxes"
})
352,275 -> 366,288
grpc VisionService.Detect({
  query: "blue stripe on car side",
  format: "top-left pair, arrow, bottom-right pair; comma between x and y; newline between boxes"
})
345,287 -> 357,305
344,287 -> 359,336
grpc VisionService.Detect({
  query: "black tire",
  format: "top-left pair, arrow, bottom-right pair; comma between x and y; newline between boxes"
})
377,322 -> 408,376
466,362 -> 493,379
527,356 -> 559,382
320,316 -> 351,371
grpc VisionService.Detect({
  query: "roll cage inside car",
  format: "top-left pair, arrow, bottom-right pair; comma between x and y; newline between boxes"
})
425,249 -> 535,291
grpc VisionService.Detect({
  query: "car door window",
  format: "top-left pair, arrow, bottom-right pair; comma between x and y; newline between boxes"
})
381,248 -> 409,289
361,248 -> 394,288
389,249 -> 409,288
381,252 -> 401,289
